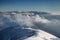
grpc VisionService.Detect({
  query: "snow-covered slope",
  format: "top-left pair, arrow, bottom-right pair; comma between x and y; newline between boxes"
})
24,28 -> 60,40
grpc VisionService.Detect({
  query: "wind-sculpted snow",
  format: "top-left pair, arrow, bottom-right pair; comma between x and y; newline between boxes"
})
24,28 -> 60,40
0,11 -> 60,40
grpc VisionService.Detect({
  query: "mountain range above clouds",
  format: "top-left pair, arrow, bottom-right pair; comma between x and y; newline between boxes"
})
0,11 -> 60,20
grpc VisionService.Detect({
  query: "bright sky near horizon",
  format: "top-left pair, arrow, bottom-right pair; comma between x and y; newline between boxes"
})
0,0 -> 60,14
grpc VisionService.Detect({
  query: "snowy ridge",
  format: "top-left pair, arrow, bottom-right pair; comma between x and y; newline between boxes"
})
24,28 -> 60,40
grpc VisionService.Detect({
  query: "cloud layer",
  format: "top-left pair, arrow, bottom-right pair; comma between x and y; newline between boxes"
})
0,11 -> 60,40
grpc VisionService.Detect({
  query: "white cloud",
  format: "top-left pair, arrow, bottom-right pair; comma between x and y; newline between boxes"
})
14,13 -> 50,27
34,15 -> 50,24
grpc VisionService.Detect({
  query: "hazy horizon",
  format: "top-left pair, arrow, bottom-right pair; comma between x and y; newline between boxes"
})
0,0 -> 60,14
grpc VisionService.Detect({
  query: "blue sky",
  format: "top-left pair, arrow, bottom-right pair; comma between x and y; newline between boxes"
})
0,0 -> 60,14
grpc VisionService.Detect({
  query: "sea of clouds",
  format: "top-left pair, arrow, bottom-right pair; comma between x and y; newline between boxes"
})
0,11 -> 60,40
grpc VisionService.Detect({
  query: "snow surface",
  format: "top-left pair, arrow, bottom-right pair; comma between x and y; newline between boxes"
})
24,28 -> 60,40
